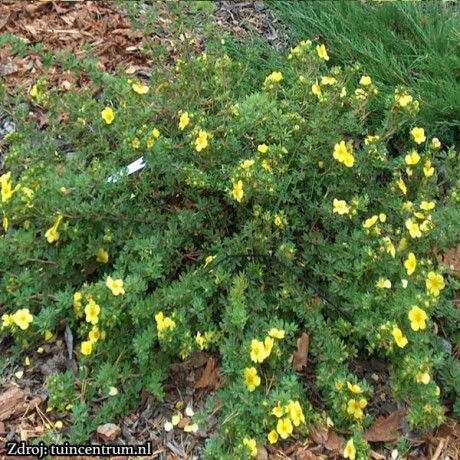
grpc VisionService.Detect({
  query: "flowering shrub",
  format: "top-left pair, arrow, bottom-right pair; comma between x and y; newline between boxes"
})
1,35 -> 459,457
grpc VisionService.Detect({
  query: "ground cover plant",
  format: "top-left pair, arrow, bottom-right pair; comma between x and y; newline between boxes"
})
1,2 -> 460,459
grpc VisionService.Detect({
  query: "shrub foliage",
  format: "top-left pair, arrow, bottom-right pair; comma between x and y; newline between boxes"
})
1,33 -> 459,458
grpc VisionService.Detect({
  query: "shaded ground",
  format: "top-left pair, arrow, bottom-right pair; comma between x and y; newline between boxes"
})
0,2 -> 459,459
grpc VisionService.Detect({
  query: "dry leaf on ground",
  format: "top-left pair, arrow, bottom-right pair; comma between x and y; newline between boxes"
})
364,409 -> 406,442
292,333 -> 309,371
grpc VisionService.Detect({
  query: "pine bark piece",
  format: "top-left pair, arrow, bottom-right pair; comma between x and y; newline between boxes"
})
0,387 -> 26,421
96,423 -> 121,442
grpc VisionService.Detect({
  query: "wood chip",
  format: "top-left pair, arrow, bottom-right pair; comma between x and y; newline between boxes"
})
96,423 -> 121,442
0,387 -> 26,421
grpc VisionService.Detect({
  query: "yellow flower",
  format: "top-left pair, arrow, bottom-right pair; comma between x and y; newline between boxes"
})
363,215 -> 379,229
264,336 -> 274,357
195,331 -> 205,350
377,278 -> 391,289
195,130 -> 208,152
405,219 -> 421,239
30,85 -> 39,98
392,327 -> 408,348
146,138 -> 154,148
152,128 -> 160,138
402,202 -> 413,213
344,439 -> 356,460
274,216 -> 282,227
156,313 -> 176,337
416,372 -> 430,384
364,135 -> 380,145
430,137 -> 441,150
335,380 -> 343,391
132,83 -> 149,94
287,400 -> 305,426
179,112 -> 190,130
276,417 -> 293,439
96,248 -> 109,264
347,398 -> 367,419
411,127 -> 426,144
13,309 -> 33,330
272,403 -> 284,418
420,201 -> 435,211
404,252 -> 417,276
132,138 -> 140,149
423,160 -> 434,178
88,326 -> 100,344
426,272 -> 445,297
354,88 -> 367,100
257,144 -> 269,154
204,255 -> 216,268
333,141 -> 347,161
316,44 -> 329,60
312,80 -> 322,97
84,299 -> 100,325
45,215 -> 63,244
250,339 -> 267,363
1,314 -> 14,329
321,76 -> 337,85
268,430 -> 279,444
73,291 -> 83,318
109,386 -> 118,396
347,382 -> 362,394
241,159 -> 255,169
81,340 -> 92,356
396,93 -> 413,107
155,312 -> 164,323
242,438 -> 257,458
405,151 -> 420,165
44,330 -> 53,341
265,71 -> 283,84
333,141 -> 355,167
0,171 -> 11,186
268,328 -> 285,339
333,199 -> 349,215
383,237 -> 396,258
157,313 -> 172,328
360,75 -> 372,86
2,215 -> 8,232
101,107 -> 115,124
408,306 -> 428,331
340,86 -> 347,98
232,180 -> 244,203
343,152 -> 354,168
45,227 -> 59,243
106,276 -> 125,296
420,219 -> 432,232
244,367 -> 261,392
398,178 -> 407,195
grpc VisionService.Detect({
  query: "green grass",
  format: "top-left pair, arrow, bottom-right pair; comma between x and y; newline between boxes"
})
268,0 -> 460,144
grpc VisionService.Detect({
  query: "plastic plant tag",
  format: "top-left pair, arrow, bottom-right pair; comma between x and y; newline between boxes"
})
107,156 -> 146,183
